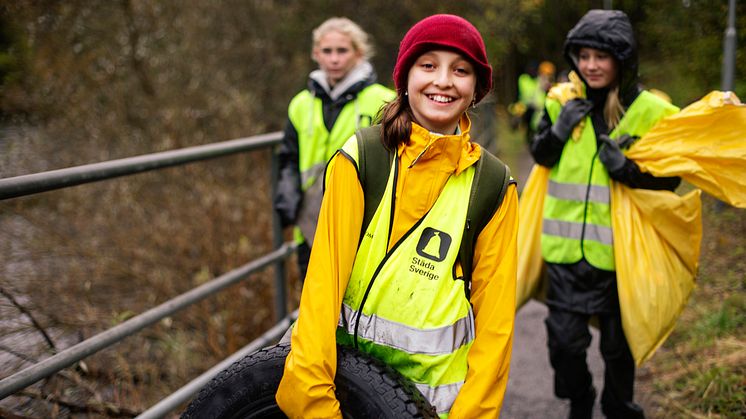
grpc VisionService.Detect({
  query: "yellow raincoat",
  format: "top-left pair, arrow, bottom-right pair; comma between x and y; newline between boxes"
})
278,116 -> 518,418
517,87 -> 746,365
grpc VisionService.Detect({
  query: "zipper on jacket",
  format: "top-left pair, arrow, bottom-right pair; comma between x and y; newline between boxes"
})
386,158 -> 399,250
352,213 -> 429,348
354,159 -> 397,349
353,159 -> 431,348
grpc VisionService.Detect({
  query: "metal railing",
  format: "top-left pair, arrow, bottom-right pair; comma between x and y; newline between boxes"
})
0,131 -> 298,416
0,132 -> 283,200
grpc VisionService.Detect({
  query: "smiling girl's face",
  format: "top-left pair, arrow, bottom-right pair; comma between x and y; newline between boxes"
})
577,47 -> 618,89
406,50 -> 477,134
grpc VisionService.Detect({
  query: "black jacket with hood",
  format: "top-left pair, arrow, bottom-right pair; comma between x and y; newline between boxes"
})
530,9 -> 680,191
531,10 -> 680,313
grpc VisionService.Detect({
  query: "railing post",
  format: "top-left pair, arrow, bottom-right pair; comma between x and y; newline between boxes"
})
270,146 -> 288,321
0,132 -> 283,200
722,0 -> 737,92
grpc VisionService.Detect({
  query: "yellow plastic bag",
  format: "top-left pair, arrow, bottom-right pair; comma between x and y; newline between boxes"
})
516,168 -> 702,366
516,165 -> 549,308
615,90 -> 745,364
515,168 -> 701,366
611,184 -> 701,365
628,91 -> 746,208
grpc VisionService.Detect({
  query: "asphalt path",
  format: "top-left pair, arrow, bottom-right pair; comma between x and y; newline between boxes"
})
500,300 -> 605,418
497,139 -> 606,418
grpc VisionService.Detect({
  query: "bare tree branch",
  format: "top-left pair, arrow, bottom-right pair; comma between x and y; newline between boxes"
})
121,0 -> 156,97
0,343 -> 37,364
18,388 -> 141,418
0,287 -> 57,352
0,344 -> 102,398
0,406 -> 35,419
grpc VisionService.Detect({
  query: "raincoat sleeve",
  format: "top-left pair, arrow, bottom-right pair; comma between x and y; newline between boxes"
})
530,111 -> 565,167
274,118 -> 302,227
449,183 -> 518,418
276,151 -> 364,419
607,158 -> 681,190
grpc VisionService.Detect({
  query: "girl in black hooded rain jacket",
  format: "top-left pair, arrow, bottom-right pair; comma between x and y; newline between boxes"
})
530,9 -> 680,419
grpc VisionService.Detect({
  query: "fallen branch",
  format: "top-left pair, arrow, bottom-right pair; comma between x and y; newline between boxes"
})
0,407 -> 35,419
0,344 -> 101,398
0,286 -> 57,352
17,388 -> 140,418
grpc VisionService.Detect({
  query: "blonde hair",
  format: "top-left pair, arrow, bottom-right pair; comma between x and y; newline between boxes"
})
604,85 -> 624,130
312,17 -> 374,60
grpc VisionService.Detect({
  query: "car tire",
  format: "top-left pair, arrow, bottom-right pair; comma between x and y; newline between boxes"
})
181,343 -> 438,419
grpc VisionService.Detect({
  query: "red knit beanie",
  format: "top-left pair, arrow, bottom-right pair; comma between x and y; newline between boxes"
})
393,14 -> 493,103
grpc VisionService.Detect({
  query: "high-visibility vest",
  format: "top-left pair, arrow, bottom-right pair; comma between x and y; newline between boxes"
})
335,136 -> 476,418
542,90 -> 679,271
288,83 -> 395,193
518,74 -> 545,109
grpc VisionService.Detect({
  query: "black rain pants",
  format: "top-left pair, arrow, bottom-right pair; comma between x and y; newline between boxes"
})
545,261 -> 644,419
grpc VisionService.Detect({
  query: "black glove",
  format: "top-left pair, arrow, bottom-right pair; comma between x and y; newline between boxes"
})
274,167 -> 302,227
550,98 -> 593,142
598,134 -> 627,173
616,133 -> 640,149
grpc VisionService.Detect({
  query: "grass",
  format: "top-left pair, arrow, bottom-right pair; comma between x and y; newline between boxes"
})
639,196 -> 746,419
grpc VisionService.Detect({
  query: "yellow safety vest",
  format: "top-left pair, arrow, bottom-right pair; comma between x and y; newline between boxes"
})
289,84 -> 394,244
542,90 -> 679,270
335,137 -> 476,418
289,84 -> 395,193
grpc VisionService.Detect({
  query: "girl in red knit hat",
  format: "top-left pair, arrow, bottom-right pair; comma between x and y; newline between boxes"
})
277,14 -> 518,418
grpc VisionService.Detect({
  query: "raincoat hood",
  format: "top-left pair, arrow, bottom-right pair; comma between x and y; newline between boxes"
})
309,60 -> 377,102
564,9 -> 640,106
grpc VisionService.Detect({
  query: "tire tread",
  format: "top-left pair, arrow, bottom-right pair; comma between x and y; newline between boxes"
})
181,344 -> 438,419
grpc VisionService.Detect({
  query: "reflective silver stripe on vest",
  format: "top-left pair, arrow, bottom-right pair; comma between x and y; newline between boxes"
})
543,219 -> 613,246
415,381 -> 463,415
547,180 -> 609,204
339,304 -> 475,356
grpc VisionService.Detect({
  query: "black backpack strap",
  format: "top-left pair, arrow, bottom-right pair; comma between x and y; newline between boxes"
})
459,150 -> 512,299
354,125 -> 393,243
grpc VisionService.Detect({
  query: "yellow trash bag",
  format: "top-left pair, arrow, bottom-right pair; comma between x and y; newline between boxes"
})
611,184 -> 701,365
627,91 -> 746,208
515,164 -> 700,367
616,91 -> 745,364
516,165 -> 549,308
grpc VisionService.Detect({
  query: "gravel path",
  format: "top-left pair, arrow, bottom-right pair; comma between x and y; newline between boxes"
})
500,300 -> 605,418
